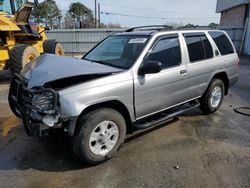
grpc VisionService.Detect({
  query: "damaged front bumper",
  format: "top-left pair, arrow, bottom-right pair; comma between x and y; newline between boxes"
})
8,74 -> 62,137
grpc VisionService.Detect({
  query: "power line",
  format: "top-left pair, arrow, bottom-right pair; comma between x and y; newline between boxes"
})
101,11 -> 218,20
101,11 -> 166,20
100,0 -> 210,16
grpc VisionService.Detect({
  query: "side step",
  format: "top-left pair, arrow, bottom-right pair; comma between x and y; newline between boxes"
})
133,101 -> 200,130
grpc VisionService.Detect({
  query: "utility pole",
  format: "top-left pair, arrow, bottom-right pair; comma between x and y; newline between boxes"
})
98,3 -> 101,28
95,0 -> 97,28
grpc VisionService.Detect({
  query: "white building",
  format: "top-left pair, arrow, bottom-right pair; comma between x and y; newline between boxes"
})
216,0 -> 250,54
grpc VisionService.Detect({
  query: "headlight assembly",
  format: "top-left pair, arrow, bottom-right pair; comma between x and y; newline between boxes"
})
32,89 -> 58,112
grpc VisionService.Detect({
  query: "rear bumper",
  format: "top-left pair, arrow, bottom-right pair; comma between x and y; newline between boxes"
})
229,74 -> 239,87
8,74 -> 62,137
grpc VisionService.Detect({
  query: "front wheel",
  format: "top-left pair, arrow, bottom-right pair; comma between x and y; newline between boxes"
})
199,79 -> 225,114
71,108 -> 126,165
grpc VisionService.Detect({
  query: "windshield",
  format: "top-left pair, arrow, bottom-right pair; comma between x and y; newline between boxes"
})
0,0 -> 30,14
0,0 -> 12,13
84,35 -> 150,69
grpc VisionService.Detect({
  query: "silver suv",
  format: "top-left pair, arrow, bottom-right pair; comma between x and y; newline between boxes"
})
9,26 -> 239,164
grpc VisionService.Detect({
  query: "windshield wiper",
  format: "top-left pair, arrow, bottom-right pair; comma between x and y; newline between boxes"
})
85,59 -> 125,69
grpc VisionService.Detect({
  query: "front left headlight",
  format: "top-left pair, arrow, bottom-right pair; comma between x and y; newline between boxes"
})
32,89 -> 58,112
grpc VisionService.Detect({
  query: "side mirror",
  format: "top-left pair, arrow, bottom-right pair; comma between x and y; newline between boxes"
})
138,60 -> 162,75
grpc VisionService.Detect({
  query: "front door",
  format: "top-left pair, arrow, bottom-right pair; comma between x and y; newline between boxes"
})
134,34 -> 189,119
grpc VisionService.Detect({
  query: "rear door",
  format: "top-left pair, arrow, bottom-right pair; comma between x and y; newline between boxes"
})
182,32 -> 216,99
134,34 -> 190,119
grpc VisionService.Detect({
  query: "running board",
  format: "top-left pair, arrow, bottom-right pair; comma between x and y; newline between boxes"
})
133,101 -> 200,130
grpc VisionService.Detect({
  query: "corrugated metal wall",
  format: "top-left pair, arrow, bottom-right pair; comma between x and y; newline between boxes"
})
47,28 -> 244,54
46,29 -> 124,55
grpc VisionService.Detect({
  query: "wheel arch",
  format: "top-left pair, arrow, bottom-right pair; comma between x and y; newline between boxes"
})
74,100 -> 133,136
211,72 -> 229,95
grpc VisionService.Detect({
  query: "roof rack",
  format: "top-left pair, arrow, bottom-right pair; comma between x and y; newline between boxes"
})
125,25 -> 217,32
177,26 -> 216,30
125,25 -> 173,32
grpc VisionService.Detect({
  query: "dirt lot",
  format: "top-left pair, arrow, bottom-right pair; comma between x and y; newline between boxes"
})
0,57 -> 250,188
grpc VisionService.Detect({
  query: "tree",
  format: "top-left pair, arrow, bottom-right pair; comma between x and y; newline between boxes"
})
184,23 -> 196,28
208,22 -> 219,28
32,0 -> 62,29
104,23 -> 122,28
64,13 -> 75,29
68,2 -> 94,28
166,22 -> 184,29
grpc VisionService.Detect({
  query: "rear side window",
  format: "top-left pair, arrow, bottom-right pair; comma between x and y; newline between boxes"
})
184,34 -> 213,62
148,36 -> 181,69
208,31 -> 234,55
201,36 -> 213,59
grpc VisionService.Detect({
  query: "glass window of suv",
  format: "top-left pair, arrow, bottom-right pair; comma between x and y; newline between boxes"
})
201,36 -> 213,59
208,31 -> 234,55
184,33 -> 213,62
147,36 -> 181,69
84,35 -> 149,69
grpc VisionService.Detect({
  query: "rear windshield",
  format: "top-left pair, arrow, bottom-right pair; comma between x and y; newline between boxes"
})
208,31 -> 234,55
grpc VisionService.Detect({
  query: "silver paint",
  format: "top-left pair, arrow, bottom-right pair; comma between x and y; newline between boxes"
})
21,30 -> 239,135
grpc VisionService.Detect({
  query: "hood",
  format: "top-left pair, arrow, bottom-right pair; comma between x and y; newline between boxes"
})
21,54 -> 122,89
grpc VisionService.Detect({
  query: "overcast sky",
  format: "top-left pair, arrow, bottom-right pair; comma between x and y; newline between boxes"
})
57,0 -> 220,27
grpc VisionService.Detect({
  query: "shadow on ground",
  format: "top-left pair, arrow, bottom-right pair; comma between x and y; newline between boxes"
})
0,70 -> 11,82
0,117 -> 181,172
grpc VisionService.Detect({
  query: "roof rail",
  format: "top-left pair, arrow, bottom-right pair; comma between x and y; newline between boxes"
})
125,25 -> 173,32
177,26 -> 217,30
125,25 -> 218,32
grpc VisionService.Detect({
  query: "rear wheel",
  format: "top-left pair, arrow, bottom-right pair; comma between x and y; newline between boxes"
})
199,79 -> 225,114
9,44 -> 39,74
71,108 -> 126,165
43,40 -> 64,56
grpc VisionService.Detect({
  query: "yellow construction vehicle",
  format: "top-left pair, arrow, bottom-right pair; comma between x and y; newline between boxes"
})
0,0 -> 64,74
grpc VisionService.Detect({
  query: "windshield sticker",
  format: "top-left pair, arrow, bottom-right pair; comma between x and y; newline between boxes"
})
129,38 -> 147,44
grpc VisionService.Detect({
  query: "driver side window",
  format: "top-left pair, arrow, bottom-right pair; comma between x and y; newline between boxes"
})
148,36 -> 181,69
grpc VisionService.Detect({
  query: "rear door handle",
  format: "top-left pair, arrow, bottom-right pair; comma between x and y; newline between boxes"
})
180,69 -> 187,74
215,50 -> 219,56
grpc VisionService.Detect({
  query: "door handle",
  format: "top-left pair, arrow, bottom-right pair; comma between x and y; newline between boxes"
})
215,50 -> 219,56
180,69 -> 187,74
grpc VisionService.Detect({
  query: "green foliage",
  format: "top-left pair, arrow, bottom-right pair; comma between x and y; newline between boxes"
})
68,2 -> 94,28
209,22 -> 219,28
31,0 -> 121,29
184,23 -> 195,28
32,0 -> 62,28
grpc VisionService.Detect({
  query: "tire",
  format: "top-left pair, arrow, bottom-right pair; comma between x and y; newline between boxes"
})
43,40 -> 64,56
199,79 -> 225,114
9,44 -> 39,74
71,108 -> 126,165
